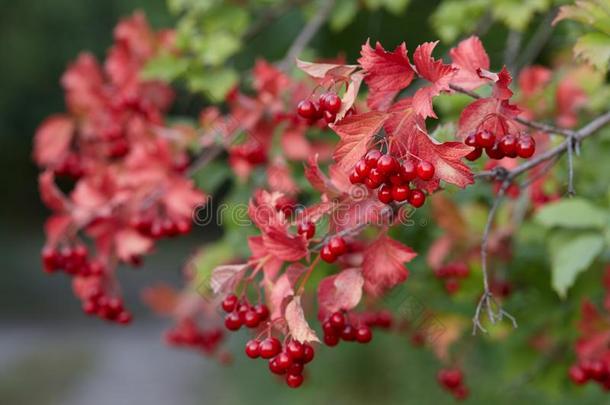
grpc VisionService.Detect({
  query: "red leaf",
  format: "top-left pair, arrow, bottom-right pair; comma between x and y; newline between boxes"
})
335,71 -> 364,122
412,41 -> 457,119
262,225 -> 308,262
331,111 -> 388,171
518,66 -> 551,96
296,59 -> 358,80
268,264 -> 307,320
385,99 -> 474,191
285,295 -> 320,343
317,268 -> 364,320
456,97 -> 521,140
449,36 -> 490,91
44,215 -> 73,246
210,264 -> 248,295
115,228 -> 153,262
267,161 -> 298,194
33,115 -> 74,167
362,233 -> 417,296
38,171 -> 69,211
358,41 -> 415,111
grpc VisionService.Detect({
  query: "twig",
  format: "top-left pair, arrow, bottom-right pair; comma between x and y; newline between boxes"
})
515,9 -> 557,74
504,30 -> 523,72
277,0 -> 335,71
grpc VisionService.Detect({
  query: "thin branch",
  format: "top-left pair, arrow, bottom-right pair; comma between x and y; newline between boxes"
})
277,0 -> 336,71
515,9 -> 558,74
504,30 -> 523,72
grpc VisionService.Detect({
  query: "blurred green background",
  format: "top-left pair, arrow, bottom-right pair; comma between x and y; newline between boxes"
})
2,1 -> 609,404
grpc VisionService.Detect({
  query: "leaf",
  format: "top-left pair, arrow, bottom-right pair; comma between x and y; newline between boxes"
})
188,68 -> 238,101
412,41 -> 457,119
285,296 -> 320,343
330,0 -> 359,31
362,233 -> 417,296
385,99 -> 474,191
262,225 -> 308,261
358,40 -> 415,110
336,71 -> 364,121
268,264 -> 308,320
210,263 -> 248,295
535,198 -> 608,229
33,115 -> 74,167
304,154 -> 340,195
38,171 -> 69,212
331,111 -> 388,171
296,59 -> 358,80
449,36 -> 490,91
554,0 -> 610,35
317,268 -> 364,320
491,0 -> 549,31
431,0 -> 488,42
115,229 -> 153,262
573,32 -> 610,71
549,230 -> 604,298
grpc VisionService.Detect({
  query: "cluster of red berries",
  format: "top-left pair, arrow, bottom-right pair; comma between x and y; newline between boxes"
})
245,337 -> 315,388
297,91 -> 342,125
569,359 -> 610,389
319,236 -> 347,263
130,216 -> 193,241
322,311 -> 373,347
437,368 -> 469,400
464,130 -> 536,161
230,142 -> 268,166
165,319 -> 225,355
433,262 -> 470,295
80,278 -> 133,324
349,149 -> 431,208
358,309 -> 394,330
221,295 -> 270,331
42,245 -> 101,277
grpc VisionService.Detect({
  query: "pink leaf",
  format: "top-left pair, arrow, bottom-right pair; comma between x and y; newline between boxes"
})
449,36 -> 490,91
33,115 -> 74,167
296,59 -> 358,80
44,215 -> 73,246
358,41 -> 415,111
38,171 -> 69,211
210,264 -> 248,295
268,264 -> 307,320
304,154 -> 341,195
336,71 -> 364,121
284,295 -> 320,343
518,66 -> 552,96
317,268 -> 364,320
115,228 -> 153,262
262,225 -> 308,262
331,111 -> 388,171
362,233 -> 417,296
412,41 -> 457,118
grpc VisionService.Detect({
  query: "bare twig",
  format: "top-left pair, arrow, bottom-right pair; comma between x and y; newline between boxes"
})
504,30 -> 523,72
515,9 -> 558,74
277,0 -> 335,71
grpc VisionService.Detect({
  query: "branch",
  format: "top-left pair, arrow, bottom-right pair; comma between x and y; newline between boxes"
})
277,0 -> 335,71
514,9 -> 557,74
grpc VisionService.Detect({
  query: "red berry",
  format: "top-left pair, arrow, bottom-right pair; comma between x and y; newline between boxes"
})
475,130 -> 495,148
499,135 -> 517,157
516,135 -> 535,158
288,362 -> 304,375
349,171 -> 363,184
485,143 -> 505,160
221,294 -> 238,313
320,245 -> 337,263
400,161 -> 417,181
322,320 -> 336,336
297,100 -> 317,119
408,189 -> 426,208
389,173 -> 404,185
438,368 -> 463,389
464,134 -> 477,147
392,185 -> 410,202
286,340 -> 304,360
269,357 -> 286,375
329,312 -> 345,331
355,160 -> 370,177
364,149 -> 382,167
367,167 -> 385,185
324,333 -> 340,346
302,343 -> 315,363
465,147 -> 482,161
416,160 -> 435,180
453,385 -> 469,400
323,110 -> 336,124
117,311 -> 132,325
328,236 -> 347,256
377,184 -> 394,204
444,279 -> 460,295
224,312 -> 242,331
275,352 -> 293,370
253,304 -> 270,321
341,325 -> 356,341
569,365 -> 588,385
364,176 -> 380,189
286,373 -> 304,388
324,93 -> 342,114
259,337 -> 282,359
356,326 -> 372,343
297,221 -> 316,239
377,154 -> 398,175
245,340 -> 260,359
244,310 -> 260,328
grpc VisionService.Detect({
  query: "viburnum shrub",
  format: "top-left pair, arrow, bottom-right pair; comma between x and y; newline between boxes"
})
33,3 -> 610,399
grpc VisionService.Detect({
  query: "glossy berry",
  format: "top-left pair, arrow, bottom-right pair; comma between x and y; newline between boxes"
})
329,312 -> 346,331
224,312 -> 242,331
438,368 -> 463,389
286,373 -> 304,388
324,333 -> 340,347
389,173 -> 404,185
253,303 -> 270,321
416,160 -> 435,180
302,343 -> 315,363
259,337 -> 282,359
465,147 -> 482,161
392,185 -> 410,202
364,149 -> 382,167
288,362 -> 304,375
367,167 -> 385,185
400,161 -> 417,181
323,93 -> 342,114
269,357 -> 286,375
297,221 -> 316,239
356,326 -> 372,343
275,352 -> 293,370
475,130 -> 495,148
285,340 -> 304,360
243,310 -> 260,328
323,110 -> 336,124
221,294 -> 238,313
377,155 -> 398,175
297,100 -> 317,119
569,365 -> 588,385
245,339 -> 260,359
499,135 -> 517,157
377,184 -> 394,204
464,134 -> 477,147
328,236 -> 347,256
408,189 -> 426,208
341,325 -> 356,341
320,245 -> 337,263
485,143 -> 505,160
355,160 -> 370,177
516,136 -> 535,158
349,171 -> 363,184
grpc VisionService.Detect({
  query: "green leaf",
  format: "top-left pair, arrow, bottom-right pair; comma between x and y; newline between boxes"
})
192,160 -> 231,191
141,53 -> 189,82
574,32 -> 610,71
430,0 -> 488,42
555,0 -> 610,36
491,0 -> 549,31
535,198 -> 608,229
188,68 -> 238,101
192,242 -> 235,296
330,0 -> 359,31
191,31 -> 241,66
382,0 -> 411,15
548,230 -> 604,298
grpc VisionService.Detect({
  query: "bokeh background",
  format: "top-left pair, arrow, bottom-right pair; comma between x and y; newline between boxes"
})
1,1 -> 606,404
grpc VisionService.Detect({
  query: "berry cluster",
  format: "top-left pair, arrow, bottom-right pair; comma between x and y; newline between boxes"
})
437,368 -> 469,400
42,245 -> 100,276
320,236 -> 347,263
165,319 -> 225,355
245,337 -> 315,388
322,311 -> 373,347
297,221 -> 316,239
230,142 -> 268,167
221,294 -> 270,331
433,262 -> 470,295
464,130 -> 536,161
130,215 -> 193,241
79,277 -> 132,324
349,149 -> 432,208
569,359 -> 610,389
297,91 -> 343,125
